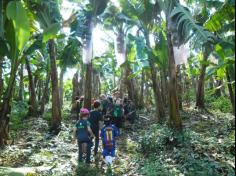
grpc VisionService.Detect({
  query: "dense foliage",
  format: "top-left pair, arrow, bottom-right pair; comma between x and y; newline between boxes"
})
0,0 -> 235,175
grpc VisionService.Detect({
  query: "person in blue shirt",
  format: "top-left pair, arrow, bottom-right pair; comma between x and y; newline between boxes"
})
73,108 -> 95,164
100,114 -> 119,162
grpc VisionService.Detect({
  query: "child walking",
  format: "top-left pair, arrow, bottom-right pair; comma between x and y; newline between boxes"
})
88,100 -> 103,156
100,115 -> 119,166
73,108 -> 95,164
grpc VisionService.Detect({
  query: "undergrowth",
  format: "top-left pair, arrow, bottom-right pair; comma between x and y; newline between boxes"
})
138,114 -> 235,176
76,163 -> 101,176
10,101 -> 29,138
185,90 -> 232,113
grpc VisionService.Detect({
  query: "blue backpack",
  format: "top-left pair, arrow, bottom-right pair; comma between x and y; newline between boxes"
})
76,120 -> 90,142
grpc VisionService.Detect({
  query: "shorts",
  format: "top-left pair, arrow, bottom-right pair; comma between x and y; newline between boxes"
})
102,148 -> 116,157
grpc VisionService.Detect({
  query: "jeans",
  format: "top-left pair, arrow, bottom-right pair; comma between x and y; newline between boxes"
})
78,141 -> 92,164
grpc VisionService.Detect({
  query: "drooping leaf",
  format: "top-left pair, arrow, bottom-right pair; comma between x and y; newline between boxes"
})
43,23 -> 61,43
5,20 -> 17,60
170,4 -> 216,46
204,2 -> 235,32
6,1 -> 30,53
24,36 -> 44,56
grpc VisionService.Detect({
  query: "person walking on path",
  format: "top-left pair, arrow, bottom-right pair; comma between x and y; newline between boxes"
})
73,108 -> 95,164
100,114 -> 119,166
88,100 -> 103,156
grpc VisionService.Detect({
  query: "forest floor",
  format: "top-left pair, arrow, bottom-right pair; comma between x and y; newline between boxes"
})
0,105 -> 235,176
0,110 -> 150,176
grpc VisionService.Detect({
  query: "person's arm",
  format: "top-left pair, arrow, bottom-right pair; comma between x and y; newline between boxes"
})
88,126 -> 95,138
114,126 -> 119,138
98,113 -> 103,130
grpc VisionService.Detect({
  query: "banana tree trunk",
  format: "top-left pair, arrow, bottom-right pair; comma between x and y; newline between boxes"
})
18,64 -> 24,101
48,39 -> 61,134
226,68 -> 235,116
119,68 -> 125,99
94,73 -> 100,98
37,80 -> 42,102
145,31 -> 165,122
177,65 -> 183,110
160,70 -> 168,107
79,67 -> 84,98
72,72 -> 80,107
209,77 -> 214,90
196,46 -> 211,109
59,68 -> 66,108
25,57 -> 38,117
98,74 -> 101,96
167,24 -> 182,131
183,65 -> 191,107
83,18 -> 95,110
84,63 -> 92,110
40,69 -> 50,114
214,79 -> 222,97
139,70 -> 145,109
0,56 -> 4,100
125,63 -> 139,107
0,61 -> 19,147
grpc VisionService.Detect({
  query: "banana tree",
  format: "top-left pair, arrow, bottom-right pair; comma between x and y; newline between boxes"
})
71,0 -> 109,109
183,0 -> 233,109
206,43 -> 235,115
204,0 -> 235,114
164,0 -> 217,129
26,0 -> 63,134
23,36 -> 45,117
120,0 -> 166,122
102,4 -> 141,103
0,1 -> 30,147
58,37 -> 81,108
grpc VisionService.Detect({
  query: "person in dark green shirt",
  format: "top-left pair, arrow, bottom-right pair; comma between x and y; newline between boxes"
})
113,99 -> 123,133
100,94 -> 109,116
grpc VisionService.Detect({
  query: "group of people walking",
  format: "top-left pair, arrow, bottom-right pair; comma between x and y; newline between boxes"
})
72,93 -> 136,166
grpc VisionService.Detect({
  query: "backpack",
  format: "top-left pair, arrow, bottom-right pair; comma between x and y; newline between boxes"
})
103,126 -> 114,150
76,120 -> 90,142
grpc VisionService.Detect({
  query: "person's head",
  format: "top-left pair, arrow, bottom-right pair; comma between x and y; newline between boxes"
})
80,108 -> 89,119
108,96 -> 113,103
123,97 -> 128,104
93,100 -> 101,109
113,91 -> 120,98
100,94 -> 106,100
115,98 -> 122,105
104,114 -> 112,126
80,96 -> 84,101
75,96 -> 80,101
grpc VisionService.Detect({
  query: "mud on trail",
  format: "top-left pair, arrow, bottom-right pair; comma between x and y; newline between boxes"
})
0,112 -> 154,176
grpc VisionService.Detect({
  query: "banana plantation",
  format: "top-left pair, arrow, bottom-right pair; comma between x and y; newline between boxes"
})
0,0 -> 235,175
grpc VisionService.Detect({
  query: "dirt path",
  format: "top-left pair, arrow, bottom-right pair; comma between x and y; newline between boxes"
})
0,112 -> 154,176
